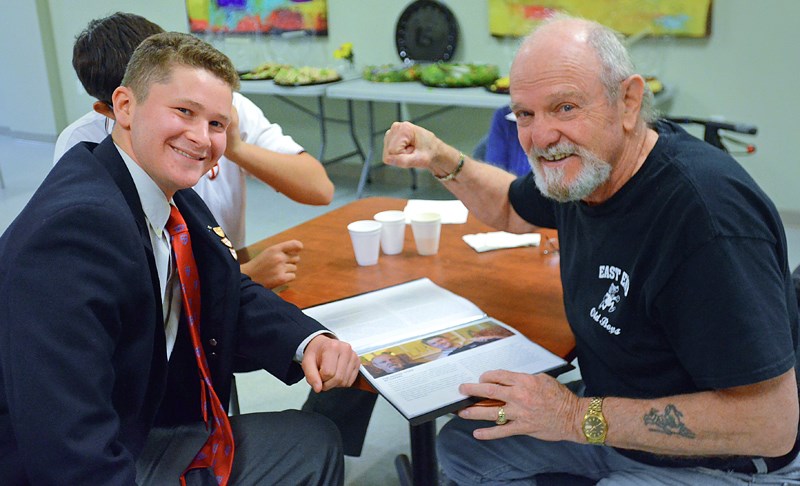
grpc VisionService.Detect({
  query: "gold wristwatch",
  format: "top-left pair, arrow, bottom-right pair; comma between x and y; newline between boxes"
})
581,397 -> 608,445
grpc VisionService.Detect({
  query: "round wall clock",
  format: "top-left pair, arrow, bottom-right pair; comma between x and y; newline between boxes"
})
395,0 -> 459,63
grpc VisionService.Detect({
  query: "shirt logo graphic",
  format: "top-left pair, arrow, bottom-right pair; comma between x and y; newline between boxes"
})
598,283 -> 620,313
589,265 -> 630,336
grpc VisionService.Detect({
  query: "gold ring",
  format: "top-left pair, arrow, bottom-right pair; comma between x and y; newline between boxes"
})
495,406 -> 508,425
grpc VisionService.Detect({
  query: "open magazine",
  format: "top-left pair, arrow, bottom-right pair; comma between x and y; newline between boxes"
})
303,278 -> 572,425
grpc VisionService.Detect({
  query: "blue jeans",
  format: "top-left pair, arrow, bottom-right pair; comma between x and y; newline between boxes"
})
437,417 -> 800,485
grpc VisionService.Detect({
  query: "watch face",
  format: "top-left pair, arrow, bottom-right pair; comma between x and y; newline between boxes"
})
583,416 -> 606,440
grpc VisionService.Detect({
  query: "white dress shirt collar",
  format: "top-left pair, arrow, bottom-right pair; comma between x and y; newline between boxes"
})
114,144 -> 171,233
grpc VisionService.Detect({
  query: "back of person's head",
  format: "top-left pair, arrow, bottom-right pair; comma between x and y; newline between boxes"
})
72,12 -> 164,106
122,31 -> 240,102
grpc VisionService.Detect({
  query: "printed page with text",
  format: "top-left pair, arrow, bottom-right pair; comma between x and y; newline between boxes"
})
303,278 -> 571,424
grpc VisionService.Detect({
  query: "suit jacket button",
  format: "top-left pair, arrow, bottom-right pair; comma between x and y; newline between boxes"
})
209,338 -> 218,346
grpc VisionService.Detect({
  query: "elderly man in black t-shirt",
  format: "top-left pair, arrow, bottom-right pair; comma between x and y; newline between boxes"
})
382,14 -> 799,485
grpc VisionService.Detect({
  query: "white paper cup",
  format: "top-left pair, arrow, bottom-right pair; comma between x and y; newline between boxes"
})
410,212 -> 442,256
347,220 -> 382,266
373,210 -> 406,255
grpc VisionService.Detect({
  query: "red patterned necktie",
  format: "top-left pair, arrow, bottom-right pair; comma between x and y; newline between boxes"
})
167,205 -> 235,486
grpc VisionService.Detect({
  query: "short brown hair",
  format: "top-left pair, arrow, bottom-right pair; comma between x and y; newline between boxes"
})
122,32 -> 240,103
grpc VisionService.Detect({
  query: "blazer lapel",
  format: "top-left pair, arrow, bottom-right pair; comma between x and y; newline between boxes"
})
93,138 -> 167,361
173,190 -> 236,329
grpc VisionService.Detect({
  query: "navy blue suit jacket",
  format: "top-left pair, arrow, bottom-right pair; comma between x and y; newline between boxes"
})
0,137 -> 326,484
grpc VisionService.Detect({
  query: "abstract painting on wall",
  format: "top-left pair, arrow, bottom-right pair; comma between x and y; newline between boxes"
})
187,0 -> 328,35
488,0 -> 712,38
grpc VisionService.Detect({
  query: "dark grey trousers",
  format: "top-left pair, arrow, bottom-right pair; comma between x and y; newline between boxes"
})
136,410 -> 344,485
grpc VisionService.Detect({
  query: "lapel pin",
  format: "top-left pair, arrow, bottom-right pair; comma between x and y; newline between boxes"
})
208,226 -> 237,260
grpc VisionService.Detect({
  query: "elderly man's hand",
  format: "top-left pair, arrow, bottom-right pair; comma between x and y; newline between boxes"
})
457,370 -> 583,443
301,335 -> 360,393
383,121 -> 456,173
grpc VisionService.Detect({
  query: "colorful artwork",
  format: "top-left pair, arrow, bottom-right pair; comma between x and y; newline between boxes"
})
186,0 -> 328,35
488,0 -> 713,38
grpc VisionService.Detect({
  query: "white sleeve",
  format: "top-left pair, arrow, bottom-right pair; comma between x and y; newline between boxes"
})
232,92 -> 305,155
53,112 -> 111,165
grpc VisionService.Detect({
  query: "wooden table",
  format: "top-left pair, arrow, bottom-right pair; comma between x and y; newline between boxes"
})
241,197 -> 573,486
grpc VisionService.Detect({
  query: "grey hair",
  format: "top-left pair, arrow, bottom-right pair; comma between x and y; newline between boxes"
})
531,14 -> 656,124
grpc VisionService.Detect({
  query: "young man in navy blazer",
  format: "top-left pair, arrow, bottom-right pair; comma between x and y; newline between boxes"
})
0,32 -> 359,485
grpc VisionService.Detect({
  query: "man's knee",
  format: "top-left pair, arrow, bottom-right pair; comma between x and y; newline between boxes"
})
252,409 -> 343,460
437,417 -> 489,484
295,409 -> 344,457
230,411 -> 344,485
286,411 -> 344,485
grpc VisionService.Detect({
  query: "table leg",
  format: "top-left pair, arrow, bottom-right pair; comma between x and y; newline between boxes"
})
316,96 -> 327,162
356,100 -> 376,198
410,420 -> 438,486
345,99 -> 366,163
397,102 -> 418,191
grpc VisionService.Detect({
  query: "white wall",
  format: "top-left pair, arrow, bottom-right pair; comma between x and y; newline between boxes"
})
4,0 -> 799,215
0,0 -> 58,140
628,1 -> 800,216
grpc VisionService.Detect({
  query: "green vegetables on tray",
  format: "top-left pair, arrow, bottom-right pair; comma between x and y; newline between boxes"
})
362,64 -> 420,83
418,63 -> 500,88
272,66 -> 341,86
240,62 -> 291,80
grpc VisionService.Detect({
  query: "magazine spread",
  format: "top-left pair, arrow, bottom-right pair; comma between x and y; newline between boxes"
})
303,278 -> 571,425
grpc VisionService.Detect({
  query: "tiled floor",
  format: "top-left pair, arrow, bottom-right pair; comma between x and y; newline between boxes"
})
2,132 -> 800,485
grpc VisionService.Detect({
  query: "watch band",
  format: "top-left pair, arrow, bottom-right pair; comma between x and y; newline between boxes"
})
435,151 -> 465,182
582,396 -> 608,445
588,396 -> 604,415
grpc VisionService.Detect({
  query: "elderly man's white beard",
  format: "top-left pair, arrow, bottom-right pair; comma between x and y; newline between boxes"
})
527,142 -> 612,202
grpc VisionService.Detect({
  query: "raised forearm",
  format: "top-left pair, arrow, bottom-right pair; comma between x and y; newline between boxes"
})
226,145 -> 334,205
382,121 -> 536,233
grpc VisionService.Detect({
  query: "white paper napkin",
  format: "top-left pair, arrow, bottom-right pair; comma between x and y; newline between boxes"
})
403,199 -> 469,224
462,231 -> 541,253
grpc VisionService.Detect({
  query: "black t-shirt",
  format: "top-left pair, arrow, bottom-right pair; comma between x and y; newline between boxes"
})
509,120 -> 799,469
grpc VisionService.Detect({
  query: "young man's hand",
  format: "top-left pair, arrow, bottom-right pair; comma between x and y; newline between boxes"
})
301,335 -> 360,392
240,240 -> 303,289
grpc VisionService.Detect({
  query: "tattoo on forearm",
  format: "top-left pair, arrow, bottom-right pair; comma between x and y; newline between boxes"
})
643,404 -> 696,439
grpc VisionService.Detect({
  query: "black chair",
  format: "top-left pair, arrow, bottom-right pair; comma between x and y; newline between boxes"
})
665,117 -> 757,154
